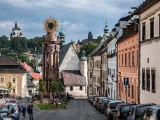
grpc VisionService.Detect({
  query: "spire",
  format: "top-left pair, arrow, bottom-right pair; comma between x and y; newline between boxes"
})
104,20 -> 109,35
80,50 -> 87,61
59,22 -> 65,46
15,22 -> 17,27
103,20 -> 109,39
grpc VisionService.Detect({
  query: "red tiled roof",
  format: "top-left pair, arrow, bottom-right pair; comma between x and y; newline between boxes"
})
30,72 -> 42,80
62,70 -> 86,86
20,62 -> 32,71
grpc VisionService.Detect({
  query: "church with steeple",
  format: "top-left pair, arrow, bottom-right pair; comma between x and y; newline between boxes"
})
10,22 -> 22,38
58,25 -> 88,98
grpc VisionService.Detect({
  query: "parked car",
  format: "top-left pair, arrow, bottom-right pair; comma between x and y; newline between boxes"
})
1,103 -> 20,120
68,94 -> 75,100
140,105 -> 160,120
106,100 -> 124,120
97,97 -> 109,111
95,97 -> 108,109
5,99 -> 17,104
92,96 -> 98,106
99,99 -> 114,113
88,95 -> 96,103
114,103 -> 137,120
127,103 -> 156,120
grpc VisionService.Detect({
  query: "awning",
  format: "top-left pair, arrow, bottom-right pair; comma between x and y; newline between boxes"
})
0,88 -> 9,93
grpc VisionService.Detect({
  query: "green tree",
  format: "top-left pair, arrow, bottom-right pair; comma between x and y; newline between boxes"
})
10,37 -> 29,53
96,35 -> 103,43
6,82 -> 12,93
28,37 -> 42,52
38,79 -> 44,99
50,78 -> 58,97
88,31 -> 93,39
28,58 -> 38,72
58,82 -> 64,92
18,53 -> 30,63
0,35 -> 10,48
78,42 -> 98,57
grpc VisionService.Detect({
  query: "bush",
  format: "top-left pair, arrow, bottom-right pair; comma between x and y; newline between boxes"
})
18,96 -> 22,99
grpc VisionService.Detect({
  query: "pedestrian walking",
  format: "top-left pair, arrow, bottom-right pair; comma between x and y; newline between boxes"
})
21,103 -> 26,118
27,102 -> 33,120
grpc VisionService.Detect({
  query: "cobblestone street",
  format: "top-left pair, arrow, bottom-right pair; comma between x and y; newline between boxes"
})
19,99 -> 106,120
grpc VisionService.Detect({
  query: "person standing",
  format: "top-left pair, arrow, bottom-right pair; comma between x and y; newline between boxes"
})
27,102 -> 33,120
21,103 -> 26,118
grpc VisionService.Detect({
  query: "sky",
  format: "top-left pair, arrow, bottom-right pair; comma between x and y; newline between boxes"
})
0,0 -> 144,43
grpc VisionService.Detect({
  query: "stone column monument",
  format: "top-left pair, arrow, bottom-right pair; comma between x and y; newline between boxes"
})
42,17 -> 60,96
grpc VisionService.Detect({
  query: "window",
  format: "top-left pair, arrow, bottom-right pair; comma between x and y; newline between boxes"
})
128,52 -> 130,66
137,50 -> 138,66
80,86 -> 83,91
151,69 -> 156,93
142,22 -> 146,40
125,53 -> 127,66
12,78 -> 16,82
70,86 -> 73,91
122,54 -> 123,66
159,14 -> 160,36
132,51 -> 134,66
13,89 -> 15,93
142,68 -> 145,90
29,90 -> 32,95
147,58 -> 149,63
119,83 -> 121,97
119,54 -> 120,66
90,72 -> 93,78
132,85 -> 134,99
90,62 -> 92,68
146,69 -> 150,91
0,77 -> 4,83
150,18 -> 154,38
128,84 -> 130,97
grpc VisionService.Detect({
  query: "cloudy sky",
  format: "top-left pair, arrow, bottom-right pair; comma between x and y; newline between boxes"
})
0,0 -> 144,43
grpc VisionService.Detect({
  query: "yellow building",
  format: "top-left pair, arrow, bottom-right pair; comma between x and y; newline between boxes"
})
0,56 -> 25,97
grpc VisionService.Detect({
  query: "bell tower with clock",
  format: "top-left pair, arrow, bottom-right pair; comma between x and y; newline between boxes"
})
42,17 -> 60,95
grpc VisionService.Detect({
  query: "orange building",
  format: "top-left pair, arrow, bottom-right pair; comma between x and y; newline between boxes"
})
117,18 -> 139,103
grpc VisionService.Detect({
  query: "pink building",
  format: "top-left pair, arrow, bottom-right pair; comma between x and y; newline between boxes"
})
117,19 -> 139,103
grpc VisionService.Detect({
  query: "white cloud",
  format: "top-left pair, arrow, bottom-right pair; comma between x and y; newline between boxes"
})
0,0 -> 143,42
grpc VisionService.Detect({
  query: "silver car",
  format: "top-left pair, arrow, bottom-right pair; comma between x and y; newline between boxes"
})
0,103 -> 20,120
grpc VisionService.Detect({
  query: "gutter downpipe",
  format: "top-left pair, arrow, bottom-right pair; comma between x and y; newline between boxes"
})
138,16 -> 141,104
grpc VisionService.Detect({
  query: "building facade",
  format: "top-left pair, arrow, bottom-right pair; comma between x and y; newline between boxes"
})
0,56 -> 26,97
117,18 -> 139,103
87,55 -> 94,96
134,0 -> 160,104
107,16 -> 130,99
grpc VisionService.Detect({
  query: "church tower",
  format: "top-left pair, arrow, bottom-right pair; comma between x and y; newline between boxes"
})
42,17 -> 60,94
80,51 -> 88,86
103,21 -> 109,39
59,24 -> 65,46
10,22 -> 22,38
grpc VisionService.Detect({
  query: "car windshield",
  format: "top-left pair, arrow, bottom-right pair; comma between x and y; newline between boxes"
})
110,102 -> 121,109
136,106 -> 149,116
121,105 -> 132,113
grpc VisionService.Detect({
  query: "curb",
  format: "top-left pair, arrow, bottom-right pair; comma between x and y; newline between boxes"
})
33,104 -> 41,111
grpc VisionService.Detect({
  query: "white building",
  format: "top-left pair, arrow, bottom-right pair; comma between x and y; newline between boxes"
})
59,43 -> 88,98
134,0 -> 160,104
107,15 -> 130,99
10,22 -> 22,38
